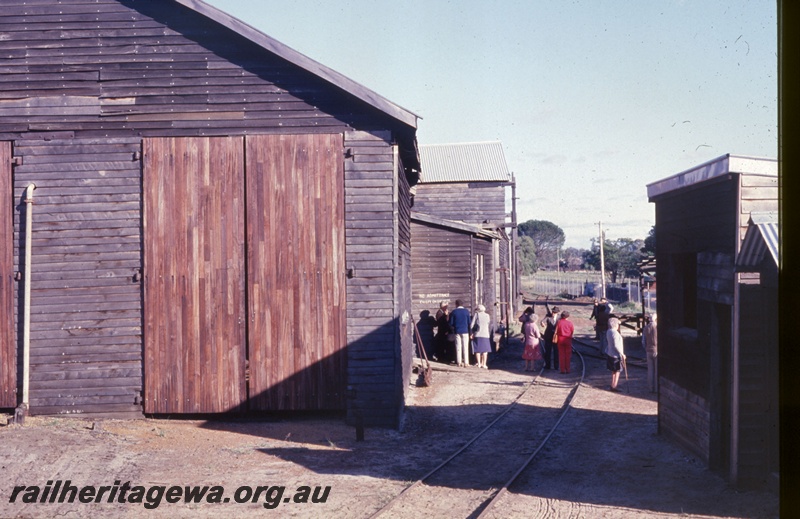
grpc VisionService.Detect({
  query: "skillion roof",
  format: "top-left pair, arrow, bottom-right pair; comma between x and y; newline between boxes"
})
736,212 -> 779,270
419,142 -> 512,183
646,154 -> 777,200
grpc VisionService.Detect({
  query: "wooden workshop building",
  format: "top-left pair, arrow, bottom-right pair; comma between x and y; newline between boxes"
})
647,154 -> 778,489
411,142 -> 514,332
0,0 -> 420,427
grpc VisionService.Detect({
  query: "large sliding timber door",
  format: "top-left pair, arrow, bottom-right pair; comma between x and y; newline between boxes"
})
143,137 -> 246,413
0,142 -> 15,408
246,134 -> 346,410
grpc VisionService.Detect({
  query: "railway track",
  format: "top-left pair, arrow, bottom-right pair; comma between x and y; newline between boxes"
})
368,349 -> 587,519
571,336 -> 647,369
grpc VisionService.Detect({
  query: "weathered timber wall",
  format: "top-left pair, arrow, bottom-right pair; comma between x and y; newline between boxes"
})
660,377 -> 711,464
413,182 -> 507,228
655,176 -> 737,399
344,130 -> 409,427
0,0 -> 415,424
12,137 -> 144,415
738,279 -> 779,488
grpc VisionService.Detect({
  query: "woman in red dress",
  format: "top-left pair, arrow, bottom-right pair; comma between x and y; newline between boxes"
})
554,311 -> 574,374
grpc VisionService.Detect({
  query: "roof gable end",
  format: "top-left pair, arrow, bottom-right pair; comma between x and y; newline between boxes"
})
173,0 -> 419,129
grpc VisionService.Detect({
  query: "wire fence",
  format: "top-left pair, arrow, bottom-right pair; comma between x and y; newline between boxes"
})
524,272 -> 657,312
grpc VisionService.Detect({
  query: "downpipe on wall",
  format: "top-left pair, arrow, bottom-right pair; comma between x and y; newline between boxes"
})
14,183 -> 35,424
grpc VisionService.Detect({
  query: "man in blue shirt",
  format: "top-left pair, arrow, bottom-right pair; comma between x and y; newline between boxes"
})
449,299 -> 472,367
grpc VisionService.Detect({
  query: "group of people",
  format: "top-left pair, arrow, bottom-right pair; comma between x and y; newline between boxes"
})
430,298 -> 658,395
519,305 -> 574,374
434,299 -> 493,369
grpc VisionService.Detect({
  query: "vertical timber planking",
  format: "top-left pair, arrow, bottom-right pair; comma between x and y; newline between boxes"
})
143,136 -> 246,413
246,133 -> 346,410
0,142 -> 14,408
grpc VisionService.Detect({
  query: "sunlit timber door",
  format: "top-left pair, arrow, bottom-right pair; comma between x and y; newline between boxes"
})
246,134 -> 347,410
142,137 -> 247,413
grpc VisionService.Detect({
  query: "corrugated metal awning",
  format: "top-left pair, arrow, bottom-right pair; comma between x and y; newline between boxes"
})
419,142 -> 511,183
736,212 -> 779,270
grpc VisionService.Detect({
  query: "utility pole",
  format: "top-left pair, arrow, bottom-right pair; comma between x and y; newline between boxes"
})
598,221 -> 607,299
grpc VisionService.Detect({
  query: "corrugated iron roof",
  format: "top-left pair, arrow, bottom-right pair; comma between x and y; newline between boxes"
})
419,142 -> 511,183
736,212 -> 779,270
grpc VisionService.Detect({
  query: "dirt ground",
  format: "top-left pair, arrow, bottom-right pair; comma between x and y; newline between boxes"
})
0,304 -> 780,518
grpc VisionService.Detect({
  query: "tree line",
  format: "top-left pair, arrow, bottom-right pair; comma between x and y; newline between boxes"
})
517,220 -> 655,283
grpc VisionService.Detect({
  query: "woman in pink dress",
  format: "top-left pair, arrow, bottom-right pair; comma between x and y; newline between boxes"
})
554,311 -> 575,374
520,308 -> 542,371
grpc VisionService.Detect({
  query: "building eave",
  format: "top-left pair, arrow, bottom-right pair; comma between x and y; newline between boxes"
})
647,154 -> 777,201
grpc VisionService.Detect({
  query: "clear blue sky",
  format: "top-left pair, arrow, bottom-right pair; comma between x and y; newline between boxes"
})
205,0 -> 777,248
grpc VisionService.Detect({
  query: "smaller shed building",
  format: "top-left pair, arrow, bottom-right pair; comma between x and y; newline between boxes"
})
647,154 -> 778,489
411,142 -> 514,332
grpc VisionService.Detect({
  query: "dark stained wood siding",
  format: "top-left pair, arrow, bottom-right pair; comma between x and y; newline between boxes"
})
0,0 -> 416,423
413,182 -> 507,227
653,170 -> 779,484
12,137 -> 143,415
0,142 -> 15,408
395,150 -> 414,415
344,130 -> 405,427
143,136 -> 246,413
411,220 -> 496,361
659,377 -> 710,463
734,176 -> 777,488
246,133 -> 346,411
653,176 -> 738,464
410,220 -> 494,316
0,0 -> 412,141
411,222 -> 473,318
738,282 -> 779,488
654,176 -> 737,399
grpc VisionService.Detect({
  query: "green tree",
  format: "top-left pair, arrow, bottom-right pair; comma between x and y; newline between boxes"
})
642,225 -> 656,254
583,237 -> 645,282
517,235 -> 537,276
517,220 -> 565,270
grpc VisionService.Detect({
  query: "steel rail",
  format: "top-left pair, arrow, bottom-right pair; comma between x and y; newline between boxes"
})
475,348 -> 586,518
369,349 -> 586,519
